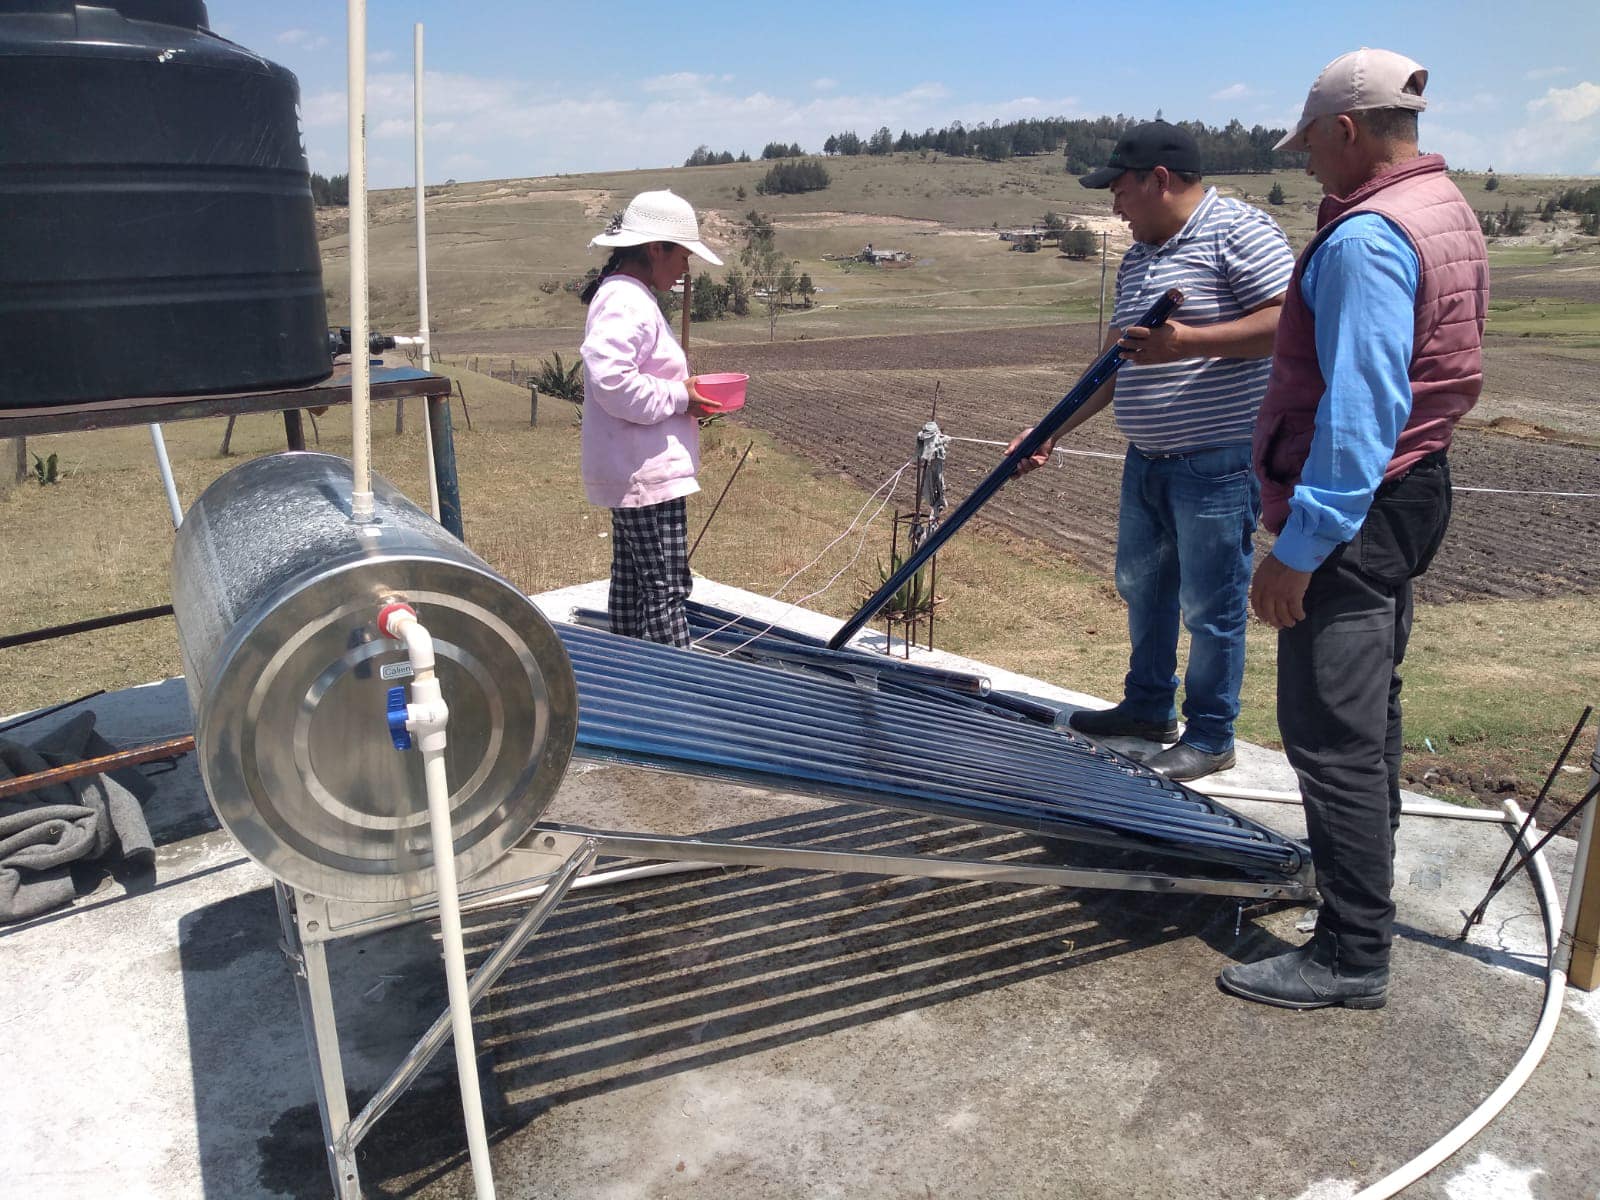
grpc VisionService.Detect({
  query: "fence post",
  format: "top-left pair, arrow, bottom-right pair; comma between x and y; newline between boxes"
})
529,385 -> 538,427
10,437 -> 26,487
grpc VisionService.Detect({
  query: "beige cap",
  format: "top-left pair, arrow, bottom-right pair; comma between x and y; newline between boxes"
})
1275,48 -> 1429,151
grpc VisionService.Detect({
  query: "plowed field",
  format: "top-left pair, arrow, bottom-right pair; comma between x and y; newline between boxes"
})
698,328 -> 1600,603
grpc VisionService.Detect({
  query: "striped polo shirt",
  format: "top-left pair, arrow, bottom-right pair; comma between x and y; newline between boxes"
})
1111,187 -> 1294,453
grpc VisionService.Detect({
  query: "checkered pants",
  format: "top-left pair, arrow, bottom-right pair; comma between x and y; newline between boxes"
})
609,498 -> 691,648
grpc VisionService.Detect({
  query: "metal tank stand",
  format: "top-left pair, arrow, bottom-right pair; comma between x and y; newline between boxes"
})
272,819 -> 1314,1198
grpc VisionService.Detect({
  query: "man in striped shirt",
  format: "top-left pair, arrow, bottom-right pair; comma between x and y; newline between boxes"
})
1016,121 -> 1294,781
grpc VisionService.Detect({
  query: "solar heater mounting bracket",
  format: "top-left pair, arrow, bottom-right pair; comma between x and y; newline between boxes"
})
280,817 -> 1313,1198
291,820 -> 1316,949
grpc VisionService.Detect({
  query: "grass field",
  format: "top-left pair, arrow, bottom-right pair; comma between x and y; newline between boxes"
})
4,153 -> 1598,818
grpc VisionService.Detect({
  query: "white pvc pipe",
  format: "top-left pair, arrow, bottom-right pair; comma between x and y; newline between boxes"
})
147,424 -> 183,527
383,608 -> 495,1200
1192,780 -> 1514,822
1191,777 -> 1573,1194
413,22 -> 441,524
347,0 -> 374,522
1351,799 -> 1566,1199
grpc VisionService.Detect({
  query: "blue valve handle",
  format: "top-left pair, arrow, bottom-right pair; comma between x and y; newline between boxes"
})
385,685 -> 412,750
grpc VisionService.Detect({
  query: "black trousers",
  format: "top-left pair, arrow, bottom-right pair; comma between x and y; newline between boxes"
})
1277,453 -> 1452,972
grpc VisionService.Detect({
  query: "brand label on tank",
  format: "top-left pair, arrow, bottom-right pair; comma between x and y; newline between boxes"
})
380,662 -> 415,681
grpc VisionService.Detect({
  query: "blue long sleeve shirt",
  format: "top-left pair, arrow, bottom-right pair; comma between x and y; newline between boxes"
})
1271,215 -> 1421,573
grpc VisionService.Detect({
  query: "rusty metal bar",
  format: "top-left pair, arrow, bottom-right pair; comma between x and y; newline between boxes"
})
0,735 -> 194,800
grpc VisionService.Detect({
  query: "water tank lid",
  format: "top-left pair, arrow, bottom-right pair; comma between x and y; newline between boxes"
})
0,1 -> 210,30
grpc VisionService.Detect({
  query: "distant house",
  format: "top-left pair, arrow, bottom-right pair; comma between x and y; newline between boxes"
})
1009,232 -> 1043,252
860,246 -> 911,264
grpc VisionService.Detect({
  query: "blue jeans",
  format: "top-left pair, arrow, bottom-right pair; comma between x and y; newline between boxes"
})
1114,443 -> 1259,755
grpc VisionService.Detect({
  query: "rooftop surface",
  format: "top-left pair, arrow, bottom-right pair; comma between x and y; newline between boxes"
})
4,580 -> 1597,1200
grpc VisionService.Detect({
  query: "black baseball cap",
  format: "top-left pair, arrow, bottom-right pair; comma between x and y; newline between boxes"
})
1079,120 -> 1203,188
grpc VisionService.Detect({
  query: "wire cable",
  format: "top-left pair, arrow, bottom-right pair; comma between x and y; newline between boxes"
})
691,459 -> 914,655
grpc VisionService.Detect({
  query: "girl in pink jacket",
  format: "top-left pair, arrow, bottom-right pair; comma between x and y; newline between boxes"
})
580,191 -> 722,647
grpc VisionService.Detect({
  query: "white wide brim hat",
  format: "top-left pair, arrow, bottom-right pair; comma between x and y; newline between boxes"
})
590,188 -> 724,266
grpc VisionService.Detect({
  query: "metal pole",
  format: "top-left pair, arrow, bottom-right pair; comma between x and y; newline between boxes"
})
147,424 -> 183,527
680,271 -> 690,351
414,22 -> 441,523
828,288 -> 1183,650
347,0 -> 374,522
0,735 -> 194,801
688,440 -> 754,561
276,883 -> 361,1200
1096,231 -> 1108,346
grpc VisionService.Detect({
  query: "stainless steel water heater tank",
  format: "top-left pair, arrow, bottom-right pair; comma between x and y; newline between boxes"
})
171,452 -> 578,902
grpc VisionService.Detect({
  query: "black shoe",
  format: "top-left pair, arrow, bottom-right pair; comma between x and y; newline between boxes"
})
1145,740 -> 1236,782
1067,704 -> 1178,742
1218,943 -> 1389,1010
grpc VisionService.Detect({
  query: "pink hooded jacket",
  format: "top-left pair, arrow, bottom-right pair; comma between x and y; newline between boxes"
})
580,274 -> 701,509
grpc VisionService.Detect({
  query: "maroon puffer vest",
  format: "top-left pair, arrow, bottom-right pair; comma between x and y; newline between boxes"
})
1253,154 -> 1488,534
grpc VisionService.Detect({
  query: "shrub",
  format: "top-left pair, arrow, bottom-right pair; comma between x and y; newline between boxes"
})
530,352 -> 583,402
755,158 -> 831,195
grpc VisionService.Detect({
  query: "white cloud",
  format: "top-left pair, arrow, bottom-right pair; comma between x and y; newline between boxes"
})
1527,81 -> 1600,123
1210,83 -> 1252,101
281,70 -> 1195,185
1525,66 -> 1571,81
1433,80 -> 1600,173
642,72 -> 721,94
813,77 -> 838,92
277,29 -> 329,51
1426,91 -> 1500,117
372,49 -> 395,65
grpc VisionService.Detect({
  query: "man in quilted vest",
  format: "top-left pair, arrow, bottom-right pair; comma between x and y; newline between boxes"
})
1222,49 -> 1489,1010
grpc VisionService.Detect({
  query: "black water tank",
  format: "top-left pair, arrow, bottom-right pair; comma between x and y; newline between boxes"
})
0,1 -> 331,407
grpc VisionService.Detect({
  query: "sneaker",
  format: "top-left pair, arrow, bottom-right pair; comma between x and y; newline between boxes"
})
1067,704 -> 1179,742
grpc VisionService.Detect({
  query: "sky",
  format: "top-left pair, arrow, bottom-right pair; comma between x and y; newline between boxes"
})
204,0 -> 1600,188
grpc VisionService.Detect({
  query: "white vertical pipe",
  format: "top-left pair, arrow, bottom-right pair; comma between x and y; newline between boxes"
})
420,746 -> 496,1200
414,22 -> 441,522
347,0 -> 374,522
147,424 -> 183,527
384,609 -> 496,1200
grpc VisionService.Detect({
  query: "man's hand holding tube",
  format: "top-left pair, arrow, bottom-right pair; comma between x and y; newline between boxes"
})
1007,427 -> 1056,475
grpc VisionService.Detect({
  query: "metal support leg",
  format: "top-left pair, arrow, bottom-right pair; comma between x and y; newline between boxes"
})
340,842 -> 597,1151
276,882 -> 362,1199
426,394 -> 462,538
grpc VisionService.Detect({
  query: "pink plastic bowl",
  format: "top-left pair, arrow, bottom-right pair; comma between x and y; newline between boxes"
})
696,372 -> 748,411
